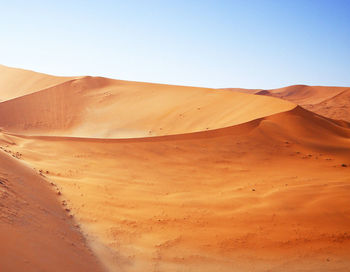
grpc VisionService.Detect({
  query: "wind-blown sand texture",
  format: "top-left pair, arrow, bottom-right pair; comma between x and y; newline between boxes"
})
0,65 -> 349,272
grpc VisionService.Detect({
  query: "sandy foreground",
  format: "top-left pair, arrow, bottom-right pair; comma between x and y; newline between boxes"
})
0,65 -> 349,272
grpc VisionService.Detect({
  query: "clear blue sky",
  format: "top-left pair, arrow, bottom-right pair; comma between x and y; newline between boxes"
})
0,0 -> 349,89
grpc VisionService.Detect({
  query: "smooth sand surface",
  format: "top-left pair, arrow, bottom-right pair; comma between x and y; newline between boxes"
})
0,65 -> 349,272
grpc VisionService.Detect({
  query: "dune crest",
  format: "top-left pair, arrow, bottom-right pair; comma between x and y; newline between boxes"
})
0,71 -> 295,138
0,64 -> 76,101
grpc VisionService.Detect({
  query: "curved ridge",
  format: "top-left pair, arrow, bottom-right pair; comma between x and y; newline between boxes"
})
4,106 -> 350,150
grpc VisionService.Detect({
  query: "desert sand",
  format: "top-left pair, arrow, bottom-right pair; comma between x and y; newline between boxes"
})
0,65 -> 349,272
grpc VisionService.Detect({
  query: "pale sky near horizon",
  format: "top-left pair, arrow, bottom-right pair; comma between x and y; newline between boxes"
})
0,0 -> 349,89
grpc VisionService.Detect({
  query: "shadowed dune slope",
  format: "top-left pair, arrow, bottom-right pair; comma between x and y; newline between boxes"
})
3,106 -> 350,272
0,150 -> 104,272
0,76 -> 295,138
0,64 -> 76,101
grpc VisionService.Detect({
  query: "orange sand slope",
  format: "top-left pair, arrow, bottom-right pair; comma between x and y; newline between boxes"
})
0,147 -> 104,272
2,106 -> 350,272
226,85 -> 350,122
0,64 -> 76,101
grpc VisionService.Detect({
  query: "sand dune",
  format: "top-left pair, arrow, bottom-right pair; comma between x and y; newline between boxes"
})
0,64 -> 76,101
2,106 -> 349,272
0,144 -> 104,272
0,65 -> 349,272
0,74 -> 295,138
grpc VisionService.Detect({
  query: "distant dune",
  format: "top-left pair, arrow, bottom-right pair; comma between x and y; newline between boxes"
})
0,65 -> 349,272
305,88 -> 350,122
267,85 -> 347,105
225,85 -> 350,122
